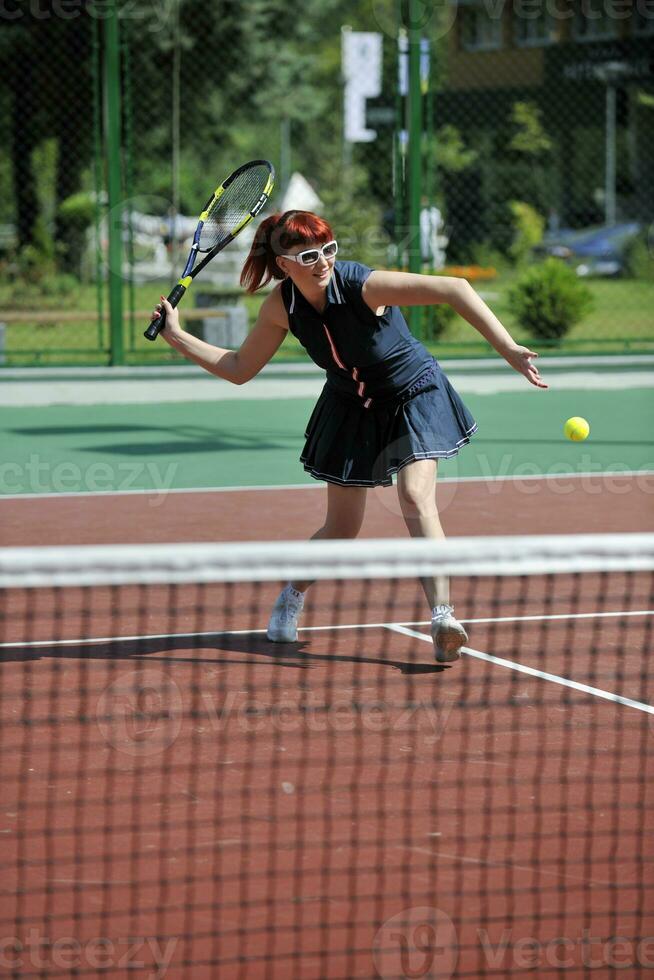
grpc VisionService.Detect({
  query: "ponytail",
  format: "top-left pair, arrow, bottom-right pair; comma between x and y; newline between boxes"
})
240,213 -> 285,294
240,210 -> 335,293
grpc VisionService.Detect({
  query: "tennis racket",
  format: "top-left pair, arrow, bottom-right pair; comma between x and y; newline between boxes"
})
145,159 -> 275,340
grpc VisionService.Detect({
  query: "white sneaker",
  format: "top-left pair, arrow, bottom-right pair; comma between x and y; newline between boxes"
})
431,604 -> 468,663
267,585 -> 305,642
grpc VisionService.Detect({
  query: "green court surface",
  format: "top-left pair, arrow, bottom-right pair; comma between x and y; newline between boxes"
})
1,388 -> 652,496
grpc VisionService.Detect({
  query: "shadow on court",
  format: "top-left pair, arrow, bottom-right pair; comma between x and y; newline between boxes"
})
7,423 -> 298,455
0,631 -> 447,674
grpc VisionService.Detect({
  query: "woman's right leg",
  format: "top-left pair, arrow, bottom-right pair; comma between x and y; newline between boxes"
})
268,483 -> 367,642
291,482 -> 367,592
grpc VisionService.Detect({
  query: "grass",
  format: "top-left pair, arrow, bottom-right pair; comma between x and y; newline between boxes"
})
417,271 -> 654,358
0,270 -> 652,366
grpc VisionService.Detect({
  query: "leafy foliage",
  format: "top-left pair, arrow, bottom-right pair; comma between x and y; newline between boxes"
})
509,102 -> 552,156
430,125 -> 478,176
508,202 -> 545,265
508,258 -> 594,342
622,229 -> 654,281
421,300 -> 456,341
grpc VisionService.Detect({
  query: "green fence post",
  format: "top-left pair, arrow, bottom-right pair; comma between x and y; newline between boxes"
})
104,0 -> 124,366
407,7 -> 423,338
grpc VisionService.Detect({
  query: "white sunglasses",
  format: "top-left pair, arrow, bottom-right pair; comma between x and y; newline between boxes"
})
281,240 -> 338,267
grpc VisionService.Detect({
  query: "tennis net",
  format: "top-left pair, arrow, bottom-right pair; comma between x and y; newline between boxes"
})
1,534 -> 653,979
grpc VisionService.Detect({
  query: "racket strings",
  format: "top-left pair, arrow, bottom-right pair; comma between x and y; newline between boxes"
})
199,164 -> 271,251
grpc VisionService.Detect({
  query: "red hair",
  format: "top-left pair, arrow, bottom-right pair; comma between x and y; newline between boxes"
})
240,210 -> 334,293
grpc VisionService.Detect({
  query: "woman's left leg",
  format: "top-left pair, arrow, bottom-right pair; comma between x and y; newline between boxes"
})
396,458 -> 448,608
396,458 -> 467,662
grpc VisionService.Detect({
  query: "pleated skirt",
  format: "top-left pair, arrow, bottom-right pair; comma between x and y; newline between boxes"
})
300,370 -> 477,487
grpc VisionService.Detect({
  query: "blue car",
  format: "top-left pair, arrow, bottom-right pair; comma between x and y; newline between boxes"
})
537,222 -> 642,276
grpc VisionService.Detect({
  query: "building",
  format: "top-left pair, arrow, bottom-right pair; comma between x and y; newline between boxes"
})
436,0 -> 653,234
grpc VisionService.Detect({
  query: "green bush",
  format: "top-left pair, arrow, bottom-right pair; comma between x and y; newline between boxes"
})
485,200 -> 514,257
622,230 -> 654,281
58,192 -> 97,275
509,201 -> 545,265
508,258 -> 593,342
3,246 -> 78,309
485,199 -> 545,265
421,301 -> 456,342
468,241 -> 511,275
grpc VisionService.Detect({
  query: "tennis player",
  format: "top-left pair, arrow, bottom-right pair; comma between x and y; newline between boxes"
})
154,210 -> 547,662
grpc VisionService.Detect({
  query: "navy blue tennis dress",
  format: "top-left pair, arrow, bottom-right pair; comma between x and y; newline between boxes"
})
281,260 -> 477,487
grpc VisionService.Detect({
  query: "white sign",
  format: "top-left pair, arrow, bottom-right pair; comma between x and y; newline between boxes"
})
342,30 -> 383,143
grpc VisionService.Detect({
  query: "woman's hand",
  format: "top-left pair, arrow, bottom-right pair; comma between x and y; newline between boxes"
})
151,296 -> 183,346
503,345 -> 548,389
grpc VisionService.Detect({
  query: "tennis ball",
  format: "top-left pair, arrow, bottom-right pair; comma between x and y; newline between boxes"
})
564,417 -> 590,441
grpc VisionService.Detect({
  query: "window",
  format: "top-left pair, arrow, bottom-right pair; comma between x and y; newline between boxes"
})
460,6 -> 503,51
573,0 -> 620,41
514,0 -> 557,45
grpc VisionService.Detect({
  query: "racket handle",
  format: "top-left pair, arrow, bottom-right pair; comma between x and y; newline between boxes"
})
144,283 -> 187,341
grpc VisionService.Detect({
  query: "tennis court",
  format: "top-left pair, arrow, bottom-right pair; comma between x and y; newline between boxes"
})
1,541 -> 653,978
1,361 -> 653,979
3,0 -> 653,972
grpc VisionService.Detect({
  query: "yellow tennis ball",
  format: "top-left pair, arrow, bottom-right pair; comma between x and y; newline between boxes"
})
564,417 -> 590,441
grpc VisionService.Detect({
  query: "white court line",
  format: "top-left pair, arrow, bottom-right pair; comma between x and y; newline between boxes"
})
3,605 -> 652,646
388,624 -> 654,716
3,607 -> 653,649
457,609 -> 654,625
1,470 -> 652,501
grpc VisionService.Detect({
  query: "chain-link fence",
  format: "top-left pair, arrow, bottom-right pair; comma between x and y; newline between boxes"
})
0,0 -> 652,365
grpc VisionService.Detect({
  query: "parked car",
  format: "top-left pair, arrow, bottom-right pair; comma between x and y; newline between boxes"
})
535,222 -> 642,276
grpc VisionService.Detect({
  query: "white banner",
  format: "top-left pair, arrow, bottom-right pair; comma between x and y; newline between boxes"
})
342,30 -> 383,143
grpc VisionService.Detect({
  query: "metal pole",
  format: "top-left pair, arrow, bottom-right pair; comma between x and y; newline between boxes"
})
407,3 -> 423,335
280,116 -> 291,193
91,14 -> 105,353
605,81 -> 616,226
341,25 -> 353,173
104,0 -> 124,365
423,38 -> 434,273
171,0 -> 181,276
395,27 -> 406,268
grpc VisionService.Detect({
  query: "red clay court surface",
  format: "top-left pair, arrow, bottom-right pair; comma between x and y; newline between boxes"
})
1,473 -> 652,545
1,477 -> 653,978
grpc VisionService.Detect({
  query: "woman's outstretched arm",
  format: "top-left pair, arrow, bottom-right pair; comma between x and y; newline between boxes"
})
362,270 -> 548,389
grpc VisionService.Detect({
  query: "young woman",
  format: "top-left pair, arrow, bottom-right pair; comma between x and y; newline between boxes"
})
153,210 -> 547,662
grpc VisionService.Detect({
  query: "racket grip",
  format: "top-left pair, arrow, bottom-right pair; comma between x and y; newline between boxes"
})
144,283 -> 187,341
